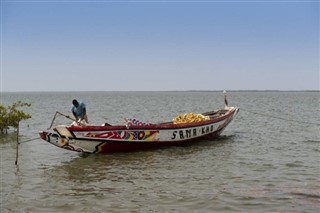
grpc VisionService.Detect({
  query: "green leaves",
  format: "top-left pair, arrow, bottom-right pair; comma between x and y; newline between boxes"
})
0,101 -> 32,134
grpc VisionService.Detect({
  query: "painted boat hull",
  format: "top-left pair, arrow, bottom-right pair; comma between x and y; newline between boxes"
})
39,107 -> 239,154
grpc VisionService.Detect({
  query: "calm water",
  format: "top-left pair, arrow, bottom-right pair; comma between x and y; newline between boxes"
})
1,91 -> 319,212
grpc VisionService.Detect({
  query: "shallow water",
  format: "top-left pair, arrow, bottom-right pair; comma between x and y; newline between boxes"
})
1,91 -> 319,212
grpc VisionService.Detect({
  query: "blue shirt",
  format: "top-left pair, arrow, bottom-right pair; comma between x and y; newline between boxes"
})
72,101 -> 86,117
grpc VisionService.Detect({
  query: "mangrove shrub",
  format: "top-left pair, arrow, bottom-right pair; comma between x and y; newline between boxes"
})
0,101 -> 32,134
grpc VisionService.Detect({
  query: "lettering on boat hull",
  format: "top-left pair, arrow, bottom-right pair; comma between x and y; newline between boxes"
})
169,122 -> 223,141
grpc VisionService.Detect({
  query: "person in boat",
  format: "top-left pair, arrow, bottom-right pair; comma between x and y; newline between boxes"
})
72,99 -> 88,123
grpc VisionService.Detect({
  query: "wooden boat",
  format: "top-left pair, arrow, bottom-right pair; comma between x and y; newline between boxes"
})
39,92 -> 239,154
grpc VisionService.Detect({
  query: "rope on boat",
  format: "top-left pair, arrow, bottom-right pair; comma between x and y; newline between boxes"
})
18,137 -> 40,144
47,111 -> 84,129
241,109 -> 320,126
17,112 -> 85,144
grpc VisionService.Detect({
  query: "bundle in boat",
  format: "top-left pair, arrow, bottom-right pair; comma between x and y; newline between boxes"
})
173,113 -> 209,124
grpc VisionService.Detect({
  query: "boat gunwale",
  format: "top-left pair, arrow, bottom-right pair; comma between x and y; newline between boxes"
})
64,107 -> 238,132
46,118 -> 231,144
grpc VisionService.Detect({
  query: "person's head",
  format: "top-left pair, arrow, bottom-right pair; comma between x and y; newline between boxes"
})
72,99 -> 79,107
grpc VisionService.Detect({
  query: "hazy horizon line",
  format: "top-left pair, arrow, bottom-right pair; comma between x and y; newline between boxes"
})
1,89 -> 319,93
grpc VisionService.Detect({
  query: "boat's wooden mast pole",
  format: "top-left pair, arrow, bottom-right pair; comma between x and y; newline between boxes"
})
224,90 -> 228,108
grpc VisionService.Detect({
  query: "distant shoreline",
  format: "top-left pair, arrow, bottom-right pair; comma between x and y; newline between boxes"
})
1,90 -> 319,93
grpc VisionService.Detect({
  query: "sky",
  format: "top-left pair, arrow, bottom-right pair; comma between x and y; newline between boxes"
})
1,0 -> 319,91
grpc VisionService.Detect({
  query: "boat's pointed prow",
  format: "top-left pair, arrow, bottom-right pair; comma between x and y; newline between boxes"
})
39,131 -> 47,141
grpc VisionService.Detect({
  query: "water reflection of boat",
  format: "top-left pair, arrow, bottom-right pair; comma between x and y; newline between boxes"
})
39,91 -> 239,154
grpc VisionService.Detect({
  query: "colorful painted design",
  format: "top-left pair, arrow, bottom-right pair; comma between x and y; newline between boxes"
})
95,142 -> 106,153
83,130 -> 159,142
45,133 -> 85,152
124,118 -> 148,128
